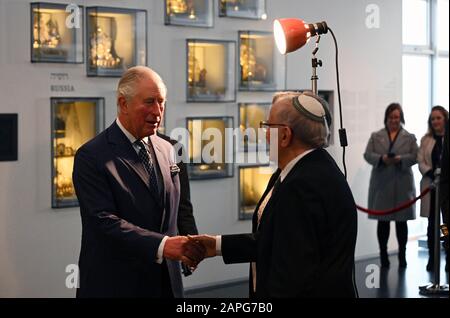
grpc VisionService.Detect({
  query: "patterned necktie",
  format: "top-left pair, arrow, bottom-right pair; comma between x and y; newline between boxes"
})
135,140 -> 159,194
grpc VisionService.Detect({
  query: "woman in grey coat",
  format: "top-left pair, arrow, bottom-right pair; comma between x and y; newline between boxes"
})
364,103 -> 418,268
418,106 -> 448,271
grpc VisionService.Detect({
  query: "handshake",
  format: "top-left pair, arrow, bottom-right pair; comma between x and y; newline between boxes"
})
162,235 -> 218,269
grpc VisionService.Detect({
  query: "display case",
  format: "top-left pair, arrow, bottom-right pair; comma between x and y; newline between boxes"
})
219,0 -> 267,20
317,90 -> 335,145
238,103 -> 270,152
0,114 -> 18,161
187,39 -> 236,102
51,98 -> 105,208
186,116 -> 234,179
86,7 -> 147,77
165,0 -> 213,27
31,2 -> 83,63
158,109 -> 167,135
239,165 -> 273,220
239,31 -> 286,91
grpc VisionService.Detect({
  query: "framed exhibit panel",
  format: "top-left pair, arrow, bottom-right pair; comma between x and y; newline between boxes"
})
239,31 -> 286,91
238,165 -> 273,220
238,102 -> 270,152
186,116 -> 234,180
186,39 -> 236,102
0,114 -> 18,161
31,2 -> 83,63
165,0 -> 213,27
219,0 -> 266,20
86,6 -> 147,77
51,97 -> 105,208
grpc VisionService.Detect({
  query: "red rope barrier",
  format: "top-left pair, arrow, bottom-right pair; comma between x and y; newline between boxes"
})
356,186 -> 432,216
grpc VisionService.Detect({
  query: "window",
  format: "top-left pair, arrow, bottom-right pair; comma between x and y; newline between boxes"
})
402,0 -> 449,237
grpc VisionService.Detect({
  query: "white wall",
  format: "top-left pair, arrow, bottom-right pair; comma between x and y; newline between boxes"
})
0,0 -> 402,297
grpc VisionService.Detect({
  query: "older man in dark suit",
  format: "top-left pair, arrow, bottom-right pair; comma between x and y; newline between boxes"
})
73,66 -> 204,298
192,92 -> 358,298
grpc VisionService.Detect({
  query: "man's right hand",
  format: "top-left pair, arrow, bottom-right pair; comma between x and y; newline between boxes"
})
163,236 -> 206,268
187,234 -> 217,258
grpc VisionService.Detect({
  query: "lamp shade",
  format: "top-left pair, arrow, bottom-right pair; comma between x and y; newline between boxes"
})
274,18 -> 310,54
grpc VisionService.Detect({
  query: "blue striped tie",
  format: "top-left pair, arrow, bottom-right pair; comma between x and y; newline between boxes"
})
135,140 -> 159,194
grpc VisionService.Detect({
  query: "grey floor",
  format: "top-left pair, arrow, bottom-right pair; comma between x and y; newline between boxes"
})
185,241 -> 449,298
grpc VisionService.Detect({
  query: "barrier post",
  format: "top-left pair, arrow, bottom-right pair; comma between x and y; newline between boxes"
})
419,168 -> 449,296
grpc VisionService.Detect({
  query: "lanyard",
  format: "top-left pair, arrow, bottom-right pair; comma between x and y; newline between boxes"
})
386,128 -> 401,153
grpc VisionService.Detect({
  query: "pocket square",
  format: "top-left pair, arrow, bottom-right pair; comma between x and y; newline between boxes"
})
170,164 -> 180,177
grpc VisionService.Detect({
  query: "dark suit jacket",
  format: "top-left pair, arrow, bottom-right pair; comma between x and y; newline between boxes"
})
157,132 -> 198,236
221,148 -> 358,298
158,132 -> 199,276
73,122 -> 182,298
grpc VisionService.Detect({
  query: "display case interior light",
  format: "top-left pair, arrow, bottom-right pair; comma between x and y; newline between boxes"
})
187,39 -> 236,102
31,3 -> 83,63
239,103 -> 270,152
239,31 -> 286,91
86,7 -> 147,77
51,98 -> 105,208
239,165 -> 273,219
186,117 -> 234,179
165,0 -> 213,27
219,0 -> 267,20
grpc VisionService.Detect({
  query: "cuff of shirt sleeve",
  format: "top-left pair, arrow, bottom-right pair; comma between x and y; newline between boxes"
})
156,236 -> 169,264
216,235 -> 222,256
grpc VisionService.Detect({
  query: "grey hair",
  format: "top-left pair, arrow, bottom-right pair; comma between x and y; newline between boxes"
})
272,91 -> 329,148
116,66 -> 167,112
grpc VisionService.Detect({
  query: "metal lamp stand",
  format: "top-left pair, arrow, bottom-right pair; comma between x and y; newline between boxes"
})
311,36 -> 322,95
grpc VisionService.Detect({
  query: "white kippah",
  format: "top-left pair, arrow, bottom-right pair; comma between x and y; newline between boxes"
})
297,94 -> 326,117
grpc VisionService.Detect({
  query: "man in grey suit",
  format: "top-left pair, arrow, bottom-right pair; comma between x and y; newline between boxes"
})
73,66 -> 204,297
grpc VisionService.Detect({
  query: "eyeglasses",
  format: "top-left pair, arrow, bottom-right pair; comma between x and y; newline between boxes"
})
259,121 -> 290,129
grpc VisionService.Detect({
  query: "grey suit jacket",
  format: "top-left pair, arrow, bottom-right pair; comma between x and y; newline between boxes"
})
364,127 -> 418,221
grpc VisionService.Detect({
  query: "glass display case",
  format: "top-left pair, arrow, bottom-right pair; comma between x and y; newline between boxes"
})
86,7 -> 147,77
187,39 -> 236,102
219,0 -> 267,20
239,31 -> 286,91
51,98 -> 105,208
238,103 -> 270,152
317,90 -> 334,145
165,0 -> 213,27
239,165 -> 273,220
31,3 -> 83,63
186,117 -> 234,179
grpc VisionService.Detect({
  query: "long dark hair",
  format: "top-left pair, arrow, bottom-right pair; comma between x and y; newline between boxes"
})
427,105 -> 449,136
384,103 -> 405,126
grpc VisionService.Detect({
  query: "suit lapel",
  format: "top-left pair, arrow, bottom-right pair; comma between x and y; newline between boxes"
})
150,135 -> 171,231
107,122 -> 162,205
252,169 -> 281,232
